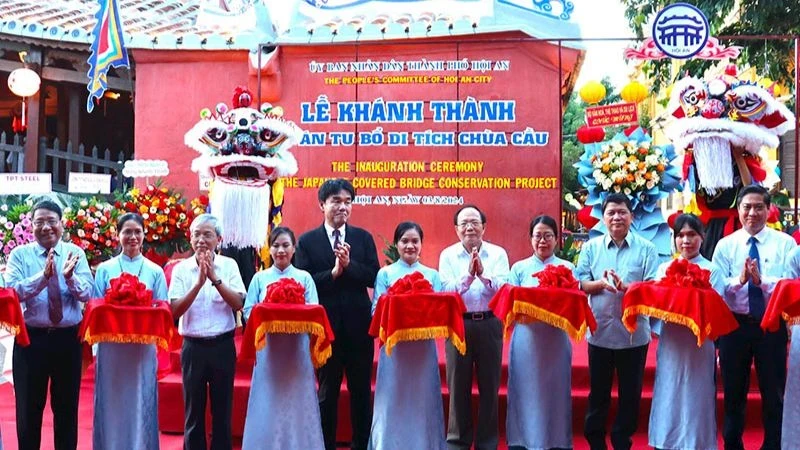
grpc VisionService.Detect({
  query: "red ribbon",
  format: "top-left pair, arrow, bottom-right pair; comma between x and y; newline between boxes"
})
532,264 -> 580,290
386,271 -> 434,295
265,277 -> 306,305
656,258 -> 712,289
105,273 -> 153,307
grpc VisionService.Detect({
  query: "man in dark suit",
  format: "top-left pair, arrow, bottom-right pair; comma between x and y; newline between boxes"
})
295,178 -> 380,450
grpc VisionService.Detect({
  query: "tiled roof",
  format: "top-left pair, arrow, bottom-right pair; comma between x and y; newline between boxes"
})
0,0 -> 583,50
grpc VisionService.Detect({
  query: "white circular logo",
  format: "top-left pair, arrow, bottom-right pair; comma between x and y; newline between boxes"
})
652,3 -> 709,59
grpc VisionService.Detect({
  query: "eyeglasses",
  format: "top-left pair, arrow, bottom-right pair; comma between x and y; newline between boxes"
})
532,233 -> 556,241
457,220 -> 483,229
33,219 -> 60,228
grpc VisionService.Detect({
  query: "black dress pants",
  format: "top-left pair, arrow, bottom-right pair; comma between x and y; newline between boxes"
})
719,316 -> 787,450
583,343 -> 648,450
317,334 -> 374,450
13,325 -> 82,450
181,331 -> 237,450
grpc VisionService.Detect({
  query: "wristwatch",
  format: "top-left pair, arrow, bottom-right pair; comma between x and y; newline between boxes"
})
210,278 -> 223,287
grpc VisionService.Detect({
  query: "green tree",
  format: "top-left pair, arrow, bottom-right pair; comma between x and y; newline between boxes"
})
622,1 -> 799,92
562,77 -> 622,200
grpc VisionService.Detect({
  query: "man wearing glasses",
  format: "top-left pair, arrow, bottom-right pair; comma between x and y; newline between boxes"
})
5,200 -> 93,450
439,205 -> 509,450
713,185 -> 795,450
576,193 -> 659,450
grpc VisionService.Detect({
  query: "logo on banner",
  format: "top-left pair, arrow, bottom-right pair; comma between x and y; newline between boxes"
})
651,3 -> 709,59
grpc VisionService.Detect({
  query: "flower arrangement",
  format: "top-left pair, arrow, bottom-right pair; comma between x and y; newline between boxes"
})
589,140 -> 668,196
117,183 -> 193,257
532,264 -> 580,290
265,277 -> 306,305
189,194 -> 209,217
62,197 -> 119,265
0,200 -> 35,262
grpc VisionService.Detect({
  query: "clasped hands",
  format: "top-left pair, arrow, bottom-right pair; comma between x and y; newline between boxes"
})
600,269 -> 626,294
738,257 -> 761,286
43,249 -> 81,280
468,247 -> 484,278
331,241 -> 351,279
195,249 -> 220,286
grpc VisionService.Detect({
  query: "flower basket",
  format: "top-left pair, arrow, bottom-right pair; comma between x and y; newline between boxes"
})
0,200 -> 35,262
63,197 -> 119,265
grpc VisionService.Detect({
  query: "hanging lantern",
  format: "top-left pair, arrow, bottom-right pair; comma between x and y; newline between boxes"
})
576,125 -> 605,144
579,81 -> 606,105
620,81 -> 648,104
8,67 -> 40,97
7,67 -> 41,130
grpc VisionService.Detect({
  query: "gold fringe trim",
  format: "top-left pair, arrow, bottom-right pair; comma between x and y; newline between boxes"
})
0,322 -> 21,337
782,313 -> 800,327
379,326 -> 466,356
82,329 -> 170,351
507,302 -> 589,342
621,305 -> 703,347
252,320 -> 332,368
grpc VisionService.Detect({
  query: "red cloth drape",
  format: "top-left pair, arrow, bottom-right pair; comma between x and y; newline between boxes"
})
240,303 -> 334,368
622,282 -> 738,346
79,299 -> 176,350
0,287 -> 29,346
369,292 -> 467,356
489,284 -> 596,341
762,279 -> 800,332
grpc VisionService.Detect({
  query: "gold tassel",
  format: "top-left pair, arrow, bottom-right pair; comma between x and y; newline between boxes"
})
621,305 -> 703,346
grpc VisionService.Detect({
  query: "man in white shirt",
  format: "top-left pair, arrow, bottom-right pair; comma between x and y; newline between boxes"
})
712,185 -> 795,450
169,214 -> 246,450
439,205 -> 509,450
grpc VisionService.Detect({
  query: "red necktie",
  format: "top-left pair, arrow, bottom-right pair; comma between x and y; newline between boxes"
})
45,251 -> 63,324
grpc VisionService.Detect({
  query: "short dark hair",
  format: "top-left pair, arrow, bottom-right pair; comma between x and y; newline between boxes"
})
117,212 -> 144,230
32,200 -> 62,219
736,185 -> 771,208
602,193 -> 632,213
672,213 -> 704,238
268,226 -> 296,246
318,178 -> 355,203
393,221 -> 424,244
529,215 -> 558,237
453,205 -> 486,225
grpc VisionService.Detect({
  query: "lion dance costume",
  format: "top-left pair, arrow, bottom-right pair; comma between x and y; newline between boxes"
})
184,87 -> 303,284
666,66 -> 795,257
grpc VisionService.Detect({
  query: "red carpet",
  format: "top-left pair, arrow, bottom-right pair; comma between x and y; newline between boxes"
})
0,331 -> 768,449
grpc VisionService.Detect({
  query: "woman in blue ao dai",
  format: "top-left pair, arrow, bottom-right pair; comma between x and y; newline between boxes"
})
506,215 -> 574,450
368,221 -> 445,450
241,227 -> 323,450
649,214 -> 724,450
780,245 -> 800,449
92,213 -> 168,450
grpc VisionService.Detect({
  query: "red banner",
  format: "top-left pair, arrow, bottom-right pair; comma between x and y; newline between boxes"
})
585,102 -> 638,127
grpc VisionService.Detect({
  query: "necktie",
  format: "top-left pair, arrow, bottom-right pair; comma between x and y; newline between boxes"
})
45,251 -> 63,325
332,229 -> 342,250
747,236 -> 765,319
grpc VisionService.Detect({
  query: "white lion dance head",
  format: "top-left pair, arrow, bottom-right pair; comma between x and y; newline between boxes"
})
666,67 -> 795,196
184,87 -> 302,250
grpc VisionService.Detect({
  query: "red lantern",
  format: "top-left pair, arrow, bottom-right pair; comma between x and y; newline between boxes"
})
577,126 -> 605,144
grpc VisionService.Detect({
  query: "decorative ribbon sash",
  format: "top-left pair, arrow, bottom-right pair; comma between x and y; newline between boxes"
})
0,287 -> 30,346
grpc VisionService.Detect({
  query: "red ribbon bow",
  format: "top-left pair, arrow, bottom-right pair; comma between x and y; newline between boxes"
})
387,271 -> 434,295
265,277 -> 307,305
104,273 -> 153,307
532,264 -> 580,290
657,258 -> 712,289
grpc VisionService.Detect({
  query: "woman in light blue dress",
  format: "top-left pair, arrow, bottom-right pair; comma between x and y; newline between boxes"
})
368,221 -> 445,450
241,226 -> 322,450
506,215 -> 574,450
781,247 -> 800,450
92,213 -> 168,450
649,214 -> 723,450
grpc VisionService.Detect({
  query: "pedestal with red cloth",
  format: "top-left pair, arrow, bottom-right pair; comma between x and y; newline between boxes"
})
0,287 -> 29,346
238,278 -> 332,449
80,272 -> 175,449
489,265 -> 596,341
367,271 -> 466,450
761,279 -> 800,332
622,259 -> 738,345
